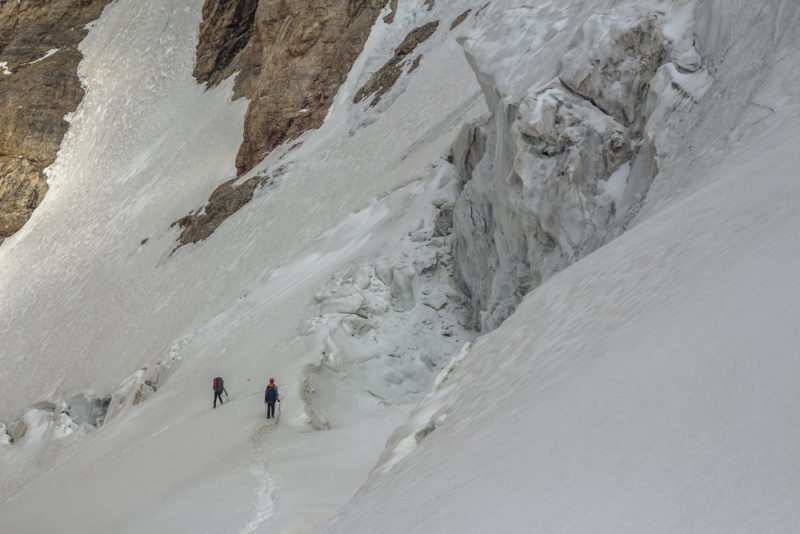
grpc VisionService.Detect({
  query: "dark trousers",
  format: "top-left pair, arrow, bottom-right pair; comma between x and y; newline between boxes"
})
214,391 -> 224,408
266,402 -> 276,418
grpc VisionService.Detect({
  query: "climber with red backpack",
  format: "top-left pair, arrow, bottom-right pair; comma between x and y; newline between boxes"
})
212,376 -> 228,408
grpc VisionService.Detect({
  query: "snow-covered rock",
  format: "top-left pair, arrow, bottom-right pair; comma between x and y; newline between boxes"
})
67,392 -> 111,428
105,355 -> 180,422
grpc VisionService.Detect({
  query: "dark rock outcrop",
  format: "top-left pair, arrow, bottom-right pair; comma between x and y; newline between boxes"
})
193,0 -> 259,87
195,0 -> 382,175
353,21 -> 439,107
196,0 -> 384,176
172,175 -> 266,246
450,10 -> 471,30
0,0 -> 112,243
383,0 -> 399,24
172,170 -> 280,247
235,0 -> 385,175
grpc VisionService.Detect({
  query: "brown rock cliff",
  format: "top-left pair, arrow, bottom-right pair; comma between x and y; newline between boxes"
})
179,0 -> 384,245
195,0 -> 384,176
235,0 -> 384,175
194,0 -> 259,88
0,0 -> 112,243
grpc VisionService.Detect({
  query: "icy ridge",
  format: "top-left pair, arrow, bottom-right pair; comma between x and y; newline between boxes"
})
0,352 -> 180,500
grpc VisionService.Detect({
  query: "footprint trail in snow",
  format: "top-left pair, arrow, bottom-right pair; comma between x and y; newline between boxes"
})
239,420 -> 277,534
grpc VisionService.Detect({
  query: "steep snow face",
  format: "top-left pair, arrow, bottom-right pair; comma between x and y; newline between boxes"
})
450,1 -> 711,330
316,2 -> 800,532
318,86 -> 800,534
0,0 -> 479,421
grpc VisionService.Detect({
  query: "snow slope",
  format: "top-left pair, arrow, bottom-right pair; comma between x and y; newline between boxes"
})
0,0 -> 486,531
317,2 -> 800,531
1,0 -> 799,532
320,110 -> 800,534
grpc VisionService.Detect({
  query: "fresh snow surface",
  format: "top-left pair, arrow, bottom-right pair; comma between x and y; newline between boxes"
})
1,0 -> 799,533
320,113 -> 800,534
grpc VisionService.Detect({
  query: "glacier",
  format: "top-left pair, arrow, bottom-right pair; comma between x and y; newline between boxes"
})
0,0 -> 799,532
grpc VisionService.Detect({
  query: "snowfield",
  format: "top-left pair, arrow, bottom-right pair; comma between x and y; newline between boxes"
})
1,0 -> 799,533
320,113 -> 800,534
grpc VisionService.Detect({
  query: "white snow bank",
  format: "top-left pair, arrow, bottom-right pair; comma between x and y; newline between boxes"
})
0,0 -> 249,420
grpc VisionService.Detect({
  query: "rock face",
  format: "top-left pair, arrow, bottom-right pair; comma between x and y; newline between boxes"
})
0,0 -> 112,243
235,0 -> 384,175
172,172 -> 274,246
353,21 -> 440,107
383,0 -> 399,24
449,6 -> 696,330
450,10 -> 472,31
183,0 -> 384,244
193,0 -> 259,87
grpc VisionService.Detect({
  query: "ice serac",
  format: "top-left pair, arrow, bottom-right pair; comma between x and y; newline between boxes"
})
0,0 -> 112,243
451,6 -> 675,330
299,171 -> 476,429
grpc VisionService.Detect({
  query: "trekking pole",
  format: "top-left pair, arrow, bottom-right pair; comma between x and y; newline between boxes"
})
276,400 -> 281,425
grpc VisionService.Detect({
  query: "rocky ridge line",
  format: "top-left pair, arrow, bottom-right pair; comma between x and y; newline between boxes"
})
353,20 -> 440,107
172,168 -> 282,247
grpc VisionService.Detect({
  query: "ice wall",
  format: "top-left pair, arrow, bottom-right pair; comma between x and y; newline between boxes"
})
449,2 -> 709,330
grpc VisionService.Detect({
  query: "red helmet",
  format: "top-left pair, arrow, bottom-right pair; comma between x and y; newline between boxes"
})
269,378 -> 275,384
